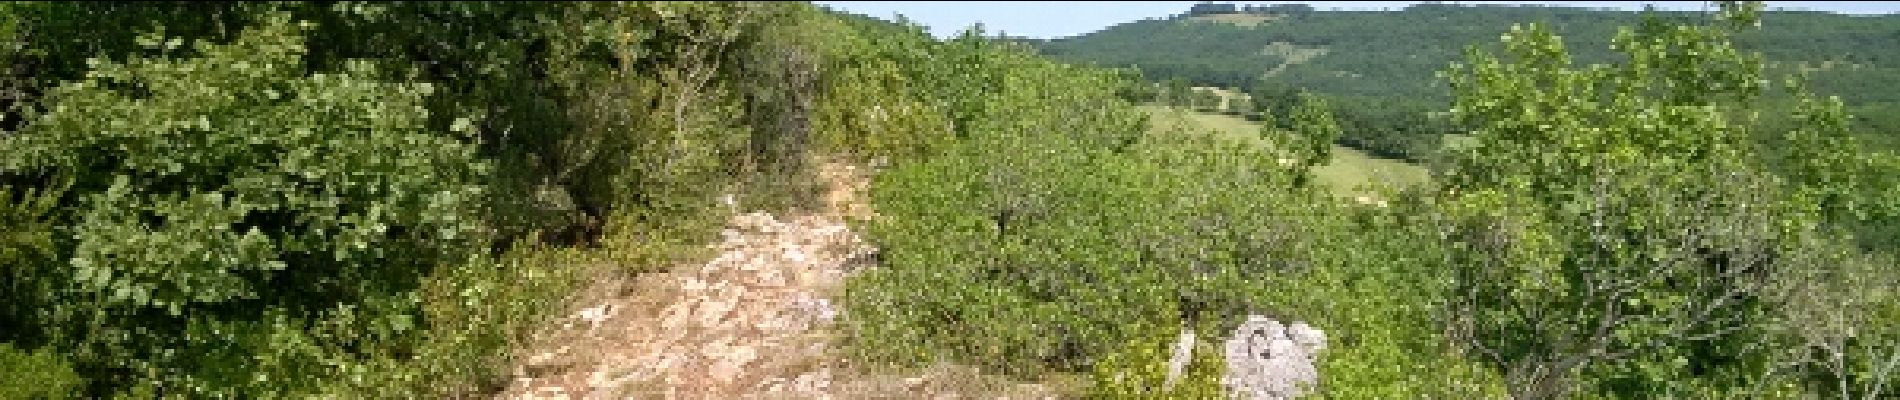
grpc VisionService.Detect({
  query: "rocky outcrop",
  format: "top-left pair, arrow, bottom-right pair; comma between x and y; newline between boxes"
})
1222,315 -> 1328,400
1164,328 -> 1198,389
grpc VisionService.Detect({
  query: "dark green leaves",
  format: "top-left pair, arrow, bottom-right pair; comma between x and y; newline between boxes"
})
0,12 -> 488,393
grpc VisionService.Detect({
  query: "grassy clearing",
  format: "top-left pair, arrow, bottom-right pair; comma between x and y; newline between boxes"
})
1140,105 -> 1429,197
1261,42 -> 1329,77
1186,13 -> 1280,27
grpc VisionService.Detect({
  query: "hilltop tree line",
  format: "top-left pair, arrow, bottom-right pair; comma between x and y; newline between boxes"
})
1186,3 -> 1314,18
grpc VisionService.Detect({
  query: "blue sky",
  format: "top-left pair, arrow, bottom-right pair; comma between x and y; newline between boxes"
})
813,1 -> 1900,39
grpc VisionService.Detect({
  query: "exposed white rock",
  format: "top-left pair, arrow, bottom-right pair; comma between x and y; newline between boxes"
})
1165,327 -> 1198,389
1222,315 -> 1327,400
784,247 -> 809,263
574,304 -> 615,327
1287,322 -> 1326,353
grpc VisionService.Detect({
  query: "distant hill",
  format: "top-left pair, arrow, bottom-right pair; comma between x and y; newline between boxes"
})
1032,3 -> 1900,150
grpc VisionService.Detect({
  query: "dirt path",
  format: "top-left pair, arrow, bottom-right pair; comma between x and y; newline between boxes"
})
498,162 -> 1060,399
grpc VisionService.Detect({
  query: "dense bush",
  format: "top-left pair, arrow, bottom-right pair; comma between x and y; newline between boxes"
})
842,27 -> 1264,375
841,24 -> 1508,398
0,2 -> 993,396
0,343 -> 81,399
0,182 -> 79,399
1087,320 -> 1227,398
807,7 -> 958,163
0,13 -> 493,395
1434,4 -> 1900,397
0,181 -> 63,335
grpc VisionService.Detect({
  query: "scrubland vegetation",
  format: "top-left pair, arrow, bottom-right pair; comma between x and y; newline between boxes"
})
0,1 -> 1894,399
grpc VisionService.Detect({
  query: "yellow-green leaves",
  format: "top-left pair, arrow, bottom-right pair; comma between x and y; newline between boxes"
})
1286,92 -> 1342,173
0,343 -> 82,399
1434,2 -> 1898,397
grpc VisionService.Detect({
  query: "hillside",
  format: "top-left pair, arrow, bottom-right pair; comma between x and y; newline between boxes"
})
1038,4 -> 1900,153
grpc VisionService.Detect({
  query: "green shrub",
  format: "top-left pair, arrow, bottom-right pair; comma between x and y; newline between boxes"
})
841,34 -> 1314,376
303,245 -> 585,397
0,181 -> 64,341
1087,320 -> 1225,399
0,12 -> 487,395
1433,3 -> 1900,397
1247,202 -> 1510,399
840,24 -> 1513,399
0,343 -> 82,399
4,10 -> 488,312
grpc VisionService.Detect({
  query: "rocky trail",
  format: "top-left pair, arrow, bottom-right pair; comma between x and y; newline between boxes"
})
499,162 -> 1062,399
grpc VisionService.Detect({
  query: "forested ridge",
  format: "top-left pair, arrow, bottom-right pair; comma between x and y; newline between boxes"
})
0,2 -> 1895,399
1038,3 -> 1900,160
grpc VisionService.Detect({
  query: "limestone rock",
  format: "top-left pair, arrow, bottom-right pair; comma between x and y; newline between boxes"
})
1222,315 -> 1327,400
1165,327 -> 1197,389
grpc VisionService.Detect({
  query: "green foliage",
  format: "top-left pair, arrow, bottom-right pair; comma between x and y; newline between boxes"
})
1285,92 -> 1342,169
0,2 -> 983,396
1045,3 -> 1900,106
0,2 -> 256,87
845,17 -> 1503,399
3,11 -> 487,309
0,12 -> 491,396
848,125 -> 1294,373
1189,88 -> 1223,112
846,2 -> 1896,397
1087,321 -> 1225,399
312,245 -> 583,397
1224,92 -> 1255,117
844,28 -> 1504,399
0,182 -> 75,400
0,181 -> 64,333
1434,3 -> 1900,397
1249,202 -> 1510,399
841,28 -> 1295,377
809,5 -> 956,162
1327,95 -> 1451,162
0,343 -> 82,399
1160,78 -> 1193,108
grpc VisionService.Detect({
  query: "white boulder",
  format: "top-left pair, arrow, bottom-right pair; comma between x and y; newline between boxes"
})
1222,315 -> 1327,400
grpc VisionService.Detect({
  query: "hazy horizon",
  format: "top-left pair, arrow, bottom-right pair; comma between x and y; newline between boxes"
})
814,1 -> 1900,39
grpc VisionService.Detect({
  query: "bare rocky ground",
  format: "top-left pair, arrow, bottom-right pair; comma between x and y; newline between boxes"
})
499,162 -> 1064,399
